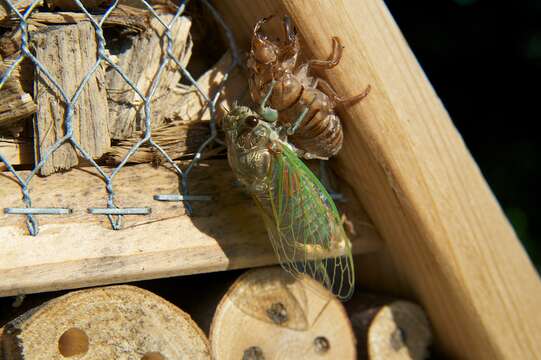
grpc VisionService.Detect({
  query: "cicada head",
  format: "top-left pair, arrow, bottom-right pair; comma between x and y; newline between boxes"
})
251,16 -> 281,66
222,105 -> 278,153
250,15 -> 300,73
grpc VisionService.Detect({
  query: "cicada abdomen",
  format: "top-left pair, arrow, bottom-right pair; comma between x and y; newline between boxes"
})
222,98 -> 355,300
247,15 -> 370,159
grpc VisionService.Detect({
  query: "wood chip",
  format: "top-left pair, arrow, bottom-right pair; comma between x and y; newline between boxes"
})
105,14 -> 192,139
0,59 -> 37,129
102,121 -> 211,165
32,21 -> 110,175
0,0 -> 42,23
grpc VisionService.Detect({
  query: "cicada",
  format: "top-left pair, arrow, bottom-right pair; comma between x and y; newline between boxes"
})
247,15 -> 370,160
222,83 -> 355,300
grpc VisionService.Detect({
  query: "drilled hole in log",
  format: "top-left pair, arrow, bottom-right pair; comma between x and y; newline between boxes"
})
242,346 -> 265,360
314,336 -> 330,354
141,352 -> 166,360
266,302 -> 288,325
58,327 -> 89,357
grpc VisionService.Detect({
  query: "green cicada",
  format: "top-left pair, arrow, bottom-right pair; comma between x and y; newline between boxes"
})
222,82 -> 355,300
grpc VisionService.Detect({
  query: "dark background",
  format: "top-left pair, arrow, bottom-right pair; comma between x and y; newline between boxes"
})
384,0 -> 540,270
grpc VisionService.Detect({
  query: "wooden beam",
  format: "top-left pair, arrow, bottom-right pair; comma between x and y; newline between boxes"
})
213,0 -> 541,358
0,161 -> 381,297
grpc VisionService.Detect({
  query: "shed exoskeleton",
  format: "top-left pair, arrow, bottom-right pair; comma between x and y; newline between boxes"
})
247,15 -> 370,159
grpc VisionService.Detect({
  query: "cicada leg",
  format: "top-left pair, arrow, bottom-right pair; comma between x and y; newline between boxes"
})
316,78 -> 371,107
319,160 -> 345,202
286,93 -> 318,136
307,36 -> 343,69
259,80 -> 279,123
287,106 -> 310,135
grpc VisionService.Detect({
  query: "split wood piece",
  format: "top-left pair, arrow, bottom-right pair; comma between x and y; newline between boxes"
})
210,267 -> 356,360
106,14 -> 192,139
0,285 -> 211,359
0,0 -> 42,23
32,21 -> 110,176
170,52 -> 248,124
103,51 -> 246,165
215,1 -> 541,358
102,121 -> 211,165
0,59 -> 36,129
346,294 -> 432,360
0,160 -> 381,296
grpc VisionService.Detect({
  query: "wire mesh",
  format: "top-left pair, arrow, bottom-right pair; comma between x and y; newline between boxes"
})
0,0 -> 239,235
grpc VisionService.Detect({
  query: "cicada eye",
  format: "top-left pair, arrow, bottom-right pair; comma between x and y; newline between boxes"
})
244,116 -> 259,128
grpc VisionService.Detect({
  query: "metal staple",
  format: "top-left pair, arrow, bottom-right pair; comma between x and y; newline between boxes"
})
0,0 -> 239,235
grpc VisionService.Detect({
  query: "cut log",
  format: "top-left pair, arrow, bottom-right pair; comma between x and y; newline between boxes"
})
106,14 -> 192,139
0,285 -> 211,359
210,267 -> 357,360
0,59 -> 36,129
346,294 -> 432,360
32,21 -> 110,175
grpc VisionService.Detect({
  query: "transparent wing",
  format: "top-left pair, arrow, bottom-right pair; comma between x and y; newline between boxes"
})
252,143 -> 355,300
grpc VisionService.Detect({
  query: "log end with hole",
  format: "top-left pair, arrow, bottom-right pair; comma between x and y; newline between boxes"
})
210,267 -> 356,360
0,285 -> 210,359
346,295 -> 432,360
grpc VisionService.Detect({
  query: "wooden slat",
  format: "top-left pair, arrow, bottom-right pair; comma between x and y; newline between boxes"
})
214,0 -> 541,358
0,161 -> 381,297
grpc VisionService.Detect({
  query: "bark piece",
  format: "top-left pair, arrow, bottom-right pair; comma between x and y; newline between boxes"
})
210,267 -> 357,360
346,294 -> 432,360
32,21 -> 110,175
0,285 -> 211,359
0,59 -> 36,129
105,14 -> 192,139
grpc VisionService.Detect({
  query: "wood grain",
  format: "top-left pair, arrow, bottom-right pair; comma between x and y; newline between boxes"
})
0,59 -> 36,129
105,14 -> 192,139
210,267 -> 357,360
0,161 -> 381,297
0,285 -> 211,359
32,22 -> 110,176
214,0 -> 541,358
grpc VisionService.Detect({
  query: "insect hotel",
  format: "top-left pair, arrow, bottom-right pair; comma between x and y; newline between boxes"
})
0,0 -> 539,359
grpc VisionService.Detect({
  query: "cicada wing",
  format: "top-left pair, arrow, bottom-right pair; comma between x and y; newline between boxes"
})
253,143 -> 355,301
